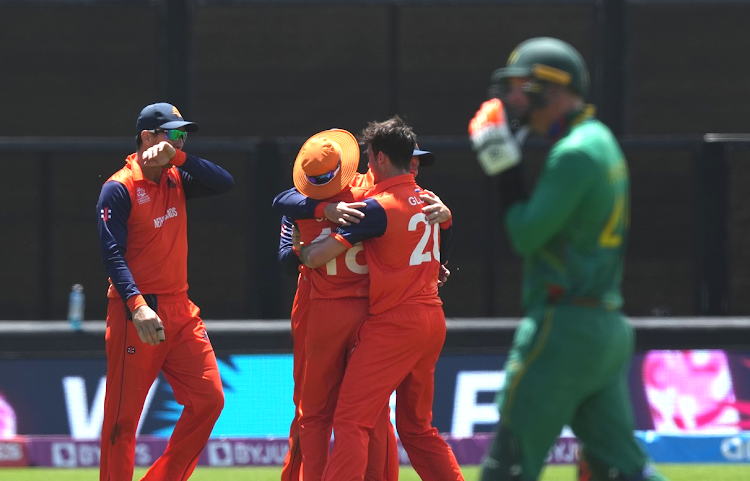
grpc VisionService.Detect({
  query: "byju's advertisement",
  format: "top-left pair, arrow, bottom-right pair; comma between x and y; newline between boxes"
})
2,351 -> 750,440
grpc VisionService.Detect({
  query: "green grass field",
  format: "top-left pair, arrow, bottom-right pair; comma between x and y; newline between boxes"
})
1,464 -> 749,480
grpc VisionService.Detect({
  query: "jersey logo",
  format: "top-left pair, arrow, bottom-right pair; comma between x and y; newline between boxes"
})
154,207 -> 178,228
137,187 -> 151,205
100,207 -> 111,221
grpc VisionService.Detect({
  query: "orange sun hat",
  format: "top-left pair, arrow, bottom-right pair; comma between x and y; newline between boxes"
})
293,129 -> 360,200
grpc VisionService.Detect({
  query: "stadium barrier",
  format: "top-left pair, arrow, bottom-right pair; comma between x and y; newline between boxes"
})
1,317 -> 750,357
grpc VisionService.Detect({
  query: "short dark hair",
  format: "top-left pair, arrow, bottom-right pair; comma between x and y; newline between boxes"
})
359,115 -> 416,170
135,133 -> 143,149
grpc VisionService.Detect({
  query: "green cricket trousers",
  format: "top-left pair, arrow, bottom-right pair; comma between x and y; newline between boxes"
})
482,304 -> 650,480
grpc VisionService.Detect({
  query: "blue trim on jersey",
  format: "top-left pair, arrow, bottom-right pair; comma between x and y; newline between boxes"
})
335,198 -> 387,245
278,216 -> 302,277
272,187 -> 321,219
96,180 -> 139,303
179,153 -> 234,200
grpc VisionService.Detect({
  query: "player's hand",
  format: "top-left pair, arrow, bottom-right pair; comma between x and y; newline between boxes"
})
291,224 -> 303,252
324,201 -> 366,226
420,190 -> 451,225
132,305 -> 165,345
438,264 -> 451,287
469,98 -> 522,176
142,141 -> 177,167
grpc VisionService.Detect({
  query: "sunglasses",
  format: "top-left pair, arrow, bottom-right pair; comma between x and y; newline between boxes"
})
151,129 -> 188,142
306,161 -> 341,186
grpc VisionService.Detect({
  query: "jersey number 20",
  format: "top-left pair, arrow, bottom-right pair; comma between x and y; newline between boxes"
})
409,213 -> 440,266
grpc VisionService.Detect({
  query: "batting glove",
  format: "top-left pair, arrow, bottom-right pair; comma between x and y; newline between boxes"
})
469,99 -> 523,176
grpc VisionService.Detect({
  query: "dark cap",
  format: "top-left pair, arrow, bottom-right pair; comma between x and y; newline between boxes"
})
136,103 -> 199,133
413,145 -> 435,166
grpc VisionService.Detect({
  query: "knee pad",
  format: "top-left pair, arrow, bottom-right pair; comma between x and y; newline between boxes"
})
480,426 -> 523,481
577,447 -> 657,481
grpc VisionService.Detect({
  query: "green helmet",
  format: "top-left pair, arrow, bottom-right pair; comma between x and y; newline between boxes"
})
491,37 -> 589,97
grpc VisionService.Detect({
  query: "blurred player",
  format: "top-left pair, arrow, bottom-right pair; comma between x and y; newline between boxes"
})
468,38 -> 668,481
96,103 -> 233,481
296,116 -> 463,481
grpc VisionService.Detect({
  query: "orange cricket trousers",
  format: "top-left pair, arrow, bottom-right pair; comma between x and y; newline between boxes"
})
323,305 -> 464,481
300,297 -> 399,481
281,272 -> 310,481
100,293 -> 224,481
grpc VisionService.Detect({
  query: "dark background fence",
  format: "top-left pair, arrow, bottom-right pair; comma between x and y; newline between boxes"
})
2,0 -> 750,320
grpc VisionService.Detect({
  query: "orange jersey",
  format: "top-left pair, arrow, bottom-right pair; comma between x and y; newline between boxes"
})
298,189 -> 369,299
332,174 -> 443,315
105,155 -> 189,299
97,152 -> 233,310
350,170 -> 375,188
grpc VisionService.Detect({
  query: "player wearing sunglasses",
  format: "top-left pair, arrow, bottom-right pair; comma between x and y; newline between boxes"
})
96,102 -> 234,481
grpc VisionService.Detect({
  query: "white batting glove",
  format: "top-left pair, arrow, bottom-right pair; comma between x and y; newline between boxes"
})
469,99 -> 523,176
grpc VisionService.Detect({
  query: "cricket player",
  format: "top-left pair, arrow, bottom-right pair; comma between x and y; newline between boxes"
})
275,136 -> 450,481
96,103 -> 233,481
283,129 -> 399,481
295,116 -> 464,481
468,37 -> 668,481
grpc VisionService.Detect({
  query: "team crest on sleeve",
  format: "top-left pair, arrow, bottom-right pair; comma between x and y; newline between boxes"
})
100,207 -> 112,221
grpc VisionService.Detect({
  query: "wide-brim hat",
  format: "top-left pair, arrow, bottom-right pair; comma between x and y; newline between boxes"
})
293,129 -> 360,200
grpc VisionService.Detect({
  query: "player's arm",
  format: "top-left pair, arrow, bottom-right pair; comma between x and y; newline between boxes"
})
141,143 -> 234,198
278,216 -> 302,277
298,198 -> 387,268
272,187 -> 366,225
505,149 -> 595,256
97,182 -> 164,345
298,237 -> 348,268
173,151 -> 234,199
419,189 -> 454,267
469,99 -> 530,217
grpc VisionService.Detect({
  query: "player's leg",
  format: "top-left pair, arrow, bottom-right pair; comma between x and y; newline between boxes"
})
364,404 -> 399,481
282,274 -> 310,481
395,306 -> 464,481
573,384 -> 668,481
100,298 -> 167,481
322,308 -> 432,481
300,297 -> 369,481
141,299 -> 224,481
480,308 -> 579,481
571,314 -> 667,481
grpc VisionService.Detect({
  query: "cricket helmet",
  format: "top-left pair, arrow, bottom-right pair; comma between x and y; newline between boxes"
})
491,37 -> 589,98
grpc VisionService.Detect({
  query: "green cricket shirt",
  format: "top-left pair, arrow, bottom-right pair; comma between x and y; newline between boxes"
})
506,109 -> 629,311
